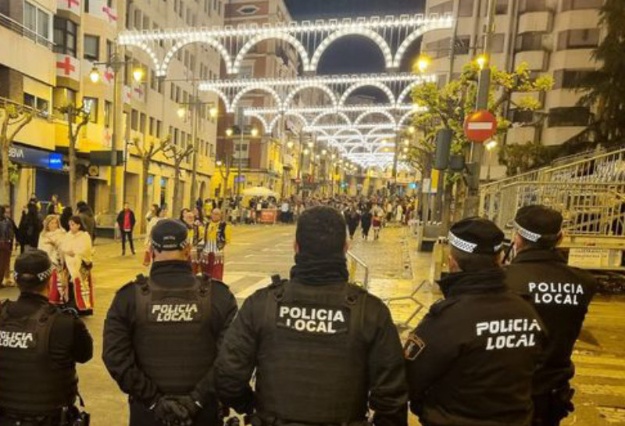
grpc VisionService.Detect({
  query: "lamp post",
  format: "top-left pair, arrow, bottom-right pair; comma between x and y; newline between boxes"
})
485,139 -> 497,183
225,125 -> 258,206
89,52 -> 143,214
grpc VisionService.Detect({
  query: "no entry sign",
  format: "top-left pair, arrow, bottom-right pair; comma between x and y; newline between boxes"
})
464,110 -> 497,142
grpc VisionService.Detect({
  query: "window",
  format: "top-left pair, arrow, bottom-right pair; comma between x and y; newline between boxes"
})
149,117 -> 155,136
548,107 -> 591,127
553,69 -> 596,89
429,0 -> 453,15
133,9 -> 142,29
509,109 -> 534,123
83,0 -> 89,13
492,34 -> 505,53
84,35 -> 99,60
156,120 -> 162,138
131,109 -> 139,130
453,36 -> 470,55
495,0 -> 508,15
53,17 -> 77,57
515,32 -> 544,52
458,0 -> 474,17
519,0 -> 546,12
23,1 -> 51,44
104,101 -> 112,127
23,93 -> 49,117
561,0 -> 603,11
83,97 -> 98,123
140,113 -> 146,134
106,40 -> 113,60
558,29 -> 600,50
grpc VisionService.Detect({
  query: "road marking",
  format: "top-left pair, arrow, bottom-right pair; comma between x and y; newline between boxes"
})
573,355 -> 625,368
576,367 -> 625,380
577,384 -> 625,397
235,277 -> 271,299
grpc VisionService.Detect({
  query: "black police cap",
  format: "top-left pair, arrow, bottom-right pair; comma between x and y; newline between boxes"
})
150,219 -> 189,251
514,205 -> 563,243
14,249 -> 53,283
448,217 -> 504,255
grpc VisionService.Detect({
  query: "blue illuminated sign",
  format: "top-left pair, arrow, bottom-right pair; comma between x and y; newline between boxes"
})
48,153 -> 63,170
9,144 -> 64,171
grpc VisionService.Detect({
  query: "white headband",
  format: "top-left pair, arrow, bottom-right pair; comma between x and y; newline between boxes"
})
513,221 -> 542,242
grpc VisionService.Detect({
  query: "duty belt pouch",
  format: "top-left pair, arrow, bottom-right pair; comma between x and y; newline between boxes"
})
62,393 -> 90,426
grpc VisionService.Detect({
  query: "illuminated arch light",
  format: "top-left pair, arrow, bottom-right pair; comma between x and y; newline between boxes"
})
194,87 -> 231,113
160,36 -> 233,77
316,133 -> 397,141
231,85 -> 283,113
367,125 -> 398,137
245,112 -> 270,134
304,123 -> 395,132
339,81 -> 396,107
267,112 -> 310,134
310,111 -> 352,127
331,128 -> 363,138
354,109 -> 396,126
396,77 -> 438,105
397,107 -> 428,128
233,33 -> 312,75
125,41 -> 161,77
391,14 -> 454,68
310,28 -> 393,71
283,83 -> 338,109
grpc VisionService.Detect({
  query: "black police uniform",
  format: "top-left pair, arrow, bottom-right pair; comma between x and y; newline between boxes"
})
214,276 -> 408,426
506,249 -> 596,423
0,293 -> 93,425
406,218 -> 546,426
103,259 -> 237,426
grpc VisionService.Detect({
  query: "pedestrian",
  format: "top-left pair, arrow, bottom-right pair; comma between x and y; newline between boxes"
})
345,205 -> 360,240
17,202 -> 43,253
372,209 -> 383,241
360,204 -> 372,241
0,206 -> 15,287
103,219 -> 237,426
59,216 -> 94,315
46,194 -> 64,216
1,206 -> 18,287
38,215 -> 66,304
117,202 -> 137,256
200,208 -> 230,280
405,217 -> 546,426
60,206 -> 73,232
143,204 -> 162,267
0,249 -> 93,425
214,206 -> 408,426
505,205 -> 597,426
76,201 -> 96,242
181,208 -> 205,274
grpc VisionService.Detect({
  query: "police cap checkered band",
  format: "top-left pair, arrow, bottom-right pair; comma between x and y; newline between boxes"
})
448,217 -> 505,255
514,205 -> 563,243
150,219 -> 189,251
14,249 -> 53,283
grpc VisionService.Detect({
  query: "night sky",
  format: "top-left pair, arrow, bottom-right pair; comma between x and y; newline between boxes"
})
285,0 -> 426,75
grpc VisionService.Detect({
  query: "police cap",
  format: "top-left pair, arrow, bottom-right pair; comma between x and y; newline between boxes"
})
14,249 -> 53,286
151,219 -> 189,251
514,205 -> 563,243
448,217 -> 504,255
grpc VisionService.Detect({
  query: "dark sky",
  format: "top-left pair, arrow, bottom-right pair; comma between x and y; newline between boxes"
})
285,0 -> 425,76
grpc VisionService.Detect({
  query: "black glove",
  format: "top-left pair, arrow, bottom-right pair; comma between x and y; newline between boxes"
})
171,396 -> 201,426
152,397 -> 189,426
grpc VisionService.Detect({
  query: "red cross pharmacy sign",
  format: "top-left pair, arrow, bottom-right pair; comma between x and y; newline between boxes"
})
463,110 -> 497,143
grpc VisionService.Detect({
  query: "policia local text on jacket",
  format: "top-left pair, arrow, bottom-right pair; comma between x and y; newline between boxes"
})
102,259 -> 237,425
213,251 -> 408,426
0,250 -> 93,425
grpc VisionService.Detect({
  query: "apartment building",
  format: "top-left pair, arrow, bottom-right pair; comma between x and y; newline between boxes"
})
214,0 -> 301,199
422,0 -> 604,178
1,0 -> 224,220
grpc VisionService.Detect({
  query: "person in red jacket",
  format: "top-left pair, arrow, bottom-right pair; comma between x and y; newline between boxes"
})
116,202 -> 136,256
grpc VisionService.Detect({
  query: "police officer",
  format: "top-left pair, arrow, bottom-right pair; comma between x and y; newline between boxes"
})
506,205 -> 597,425
214,206 -> 408,426
0,249 -> 93,426
103,219 -> 237,426
405,217 -> 545,426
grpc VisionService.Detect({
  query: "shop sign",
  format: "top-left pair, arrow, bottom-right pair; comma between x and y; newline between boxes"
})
9,145 -> 64,170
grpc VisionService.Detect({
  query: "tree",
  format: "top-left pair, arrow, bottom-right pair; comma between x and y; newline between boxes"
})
577,0 -> 625,147
57,104 -> 90,208
163,143 -> 194,216
0,99 -> 34,205
130,135 -> 172,231
410,62 -> 553,219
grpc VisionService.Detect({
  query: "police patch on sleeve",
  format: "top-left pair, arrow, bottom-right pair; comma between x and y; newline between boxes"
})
404,333 -> 426,361
148,302 -> 201,322
276,303 -> 350,335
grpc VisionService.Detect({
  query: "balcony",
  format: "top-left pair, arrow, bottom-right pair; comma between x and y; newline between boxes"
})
518,11 -> 553,34
514,50 -> 549,71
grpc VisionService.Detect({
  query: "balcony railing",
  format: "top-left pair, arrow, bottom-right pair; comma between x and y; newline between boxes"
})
0,12 -> 54,50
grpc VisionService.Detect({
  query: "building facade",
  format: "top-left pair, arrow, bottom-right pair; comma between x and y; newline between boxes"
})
422,0 -> 604,179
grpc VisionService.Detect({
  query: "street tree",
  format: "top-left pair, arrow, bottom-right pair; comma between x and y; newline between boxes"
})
410,62 -> 553,220
163,143 -> 194,216
577,0 -> 625,147
129,135 -> 172,230
0,99 -> 34,205
57,103 -> 90,208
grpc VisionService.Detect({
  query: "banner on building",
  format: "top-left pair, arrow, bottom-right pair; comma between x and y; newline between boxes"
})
90,0 -> 118,25
57,0 -> 81,16
56,54 -> 80,82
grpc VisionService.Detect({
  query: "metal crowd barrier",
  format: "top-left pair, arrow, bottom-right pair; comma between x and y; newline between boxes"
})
347,251 -> 370,290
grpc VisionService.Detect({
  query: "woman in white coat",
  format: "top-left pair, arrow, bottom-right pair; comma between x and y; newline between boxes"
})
38,214 -> 66,304
60,215 -> 94,315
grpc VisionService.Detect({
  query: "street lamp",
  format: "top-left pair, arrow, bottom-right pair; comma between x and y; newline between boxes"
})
89,55 -> 144,215
414,54 -> 431,74
225,125 -> 259,204
485,139 -> 497,182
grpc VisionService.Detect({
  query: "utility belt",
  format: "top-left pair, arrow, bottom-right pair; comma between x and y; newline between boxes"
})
533,383 -> 575,421
0,406 -> 89,426
242,414 -> 369,426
